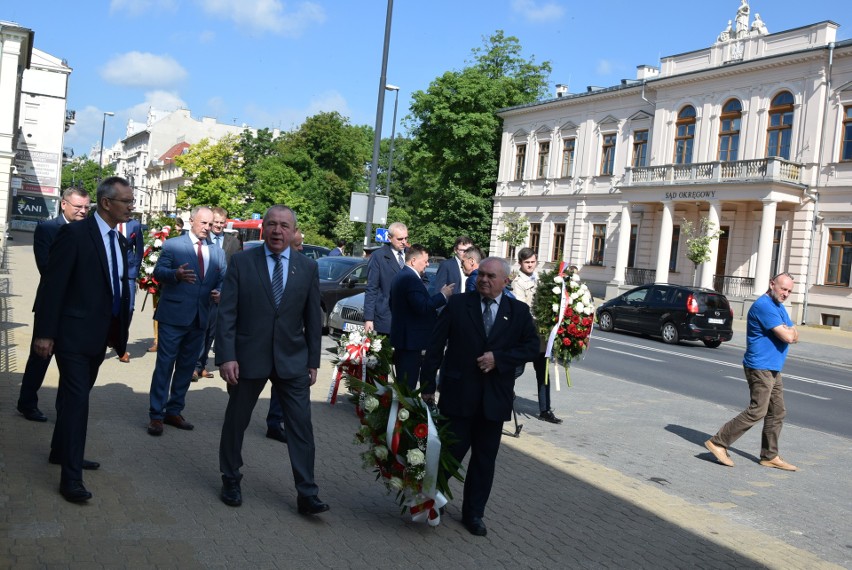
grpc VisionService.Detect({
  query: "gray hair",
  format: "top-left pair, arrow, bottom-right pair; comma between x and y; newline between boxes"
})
96,176 -> 130,204
463,246 -> 483,264
263,205 -> 297,226
388,221 -> 408,238
189,205 -> 213,220
481,257 -> 510,278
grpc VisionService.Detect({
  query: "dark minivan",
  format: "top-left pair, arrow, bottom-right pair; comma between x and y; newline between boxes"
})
597,284 -> 733,347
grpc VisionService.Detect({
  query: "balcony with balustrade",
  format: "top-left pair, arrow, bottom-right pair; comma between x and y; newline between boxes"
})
622,157 -> 804,188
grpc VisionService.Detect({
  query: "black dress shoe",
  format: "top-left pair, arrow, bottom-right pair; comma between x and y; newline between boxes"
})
297,495 -> 330,515
221,476 -> 242,507
60,481 -> 92,503
49,455 -> 100,470
18,406 -> 47,422
539,410 -> 563,424
266,426 -> 288,443
463,516 -> 487,536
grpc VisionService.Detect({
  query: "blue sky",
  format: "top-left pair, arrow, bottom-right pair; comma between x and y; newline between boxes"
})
6,1 -> 851,158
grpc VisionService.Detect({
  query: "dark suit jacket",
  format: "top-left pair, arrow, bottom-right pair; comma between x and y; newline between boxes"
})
389,266 -> 447,351
33,215 -> 67,275
154,233 -> 226,329
363,244 -> 404,334
34,215 -> 130,357
421,291 -> 539,422
215,246 -> 322,379
123,218 -> 144,279
209,231 -> 241,264
429,257 -> 463,296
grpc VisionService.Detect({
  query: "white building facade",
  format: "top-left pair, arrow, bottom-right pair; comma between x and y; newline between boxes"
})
491,12 -> 852,330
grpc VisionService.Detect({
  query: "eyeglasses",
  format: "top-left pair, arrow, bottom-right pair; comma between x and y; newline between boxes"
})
107,197 -> 136,206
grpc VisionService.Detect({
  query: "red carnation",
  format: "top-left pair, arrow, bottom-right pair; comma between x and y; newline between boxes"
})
414,423 -> 428,438
562,338 -> 572,346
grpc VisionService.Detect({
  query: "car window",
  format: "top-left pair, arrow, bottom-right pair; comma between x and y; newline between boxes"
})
350,265 -> 367,283
671,289 -> 686,306
648,286 -> 670,306
698,292 -> 730,311
624,288 -> 649,303
318,259 -> 357,281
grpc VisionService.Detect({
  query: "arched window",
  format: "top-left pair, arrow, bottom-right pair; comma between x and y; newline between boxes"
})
718,99 -> 742,162
766,91 -> 794,159
674,106 -> 696,164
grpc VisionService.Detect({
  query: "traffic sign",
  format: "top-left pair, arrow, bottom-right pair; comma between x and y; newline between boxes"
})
375,228 -> 390,243
251,213 -> 261,220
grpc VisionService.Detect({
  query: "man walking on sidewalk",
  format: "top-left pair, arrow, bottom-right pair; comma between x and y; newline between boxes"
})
705,272 -> 799,471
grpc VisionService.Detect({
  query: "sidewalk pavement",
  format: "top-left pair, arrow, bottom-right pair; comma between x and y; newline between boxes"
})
1,231 -> 849,569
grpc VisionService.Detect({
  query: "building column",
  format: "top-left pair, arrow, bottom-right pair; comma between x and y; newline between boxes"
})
753,199 -> 777,294
654,202 -> 674,283
612,201 -> 632,284
700,200 -> 721,289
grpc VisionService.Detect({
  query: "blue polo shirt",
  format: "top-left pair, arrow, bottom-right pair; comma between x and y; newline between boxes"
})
743,293 -> 793,371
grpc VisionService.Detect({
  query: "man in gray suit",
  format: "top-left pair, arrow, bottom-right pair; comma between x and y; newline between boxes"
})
216,205 -> 328,515
147,206 -> 225,436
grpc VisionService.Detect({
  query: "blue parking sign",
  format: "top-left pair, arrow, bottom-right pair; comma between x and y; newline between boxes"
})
375,228 -> 389,243
251,213 -> 261,220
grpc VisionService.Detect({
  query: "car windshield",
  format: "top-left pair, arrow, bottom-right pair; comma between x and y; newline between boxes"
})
697,292 -> 730,311
317,257 -> 359,281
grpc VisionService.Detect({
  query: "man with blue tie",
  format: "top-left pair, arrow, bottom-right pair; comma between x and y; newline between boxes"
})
115,216 -> 144,363
195,207 -> 240,380
147,206 -> 225,436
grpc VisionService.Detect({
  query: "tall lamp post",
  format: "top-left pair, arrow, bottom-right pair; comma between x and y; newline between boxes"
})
384,84 -> 400,195
99,111 -> 114,180
364,0 -> 394,245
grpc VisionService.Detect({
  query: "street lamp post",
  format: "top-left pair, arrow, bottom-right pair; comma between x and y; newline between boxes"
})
99,111 -> 114,180
364,0 -> 394,245
385,84 -> 400,195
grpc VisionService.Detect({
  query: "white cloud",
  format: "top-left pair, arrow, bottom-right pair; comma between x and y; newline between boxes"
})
100,52 -> 187,88
199,30 -> 216,43
196,0 -> 326,37
596,59 -> 613,75
110,0 -> 178,17
511,0 -> 564,23
127,91 -> 188,123
244,91 -> 351,132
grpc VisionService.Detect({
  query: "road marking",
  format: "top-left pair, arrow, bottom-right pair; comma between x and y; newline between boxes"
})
593,336 -> 852,392
723,375 -> 830,400
595,346 -> 664,362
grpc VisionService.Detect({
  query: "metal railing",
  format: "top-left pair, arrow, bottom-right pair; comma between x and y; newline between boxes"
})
625,267 -> 656,286
713,275 -> 755,298
624,157 -> 802,187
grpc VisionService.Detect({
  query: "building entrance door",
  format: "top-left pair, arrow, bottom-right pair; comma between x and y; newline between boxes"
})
714,226 -> 730,278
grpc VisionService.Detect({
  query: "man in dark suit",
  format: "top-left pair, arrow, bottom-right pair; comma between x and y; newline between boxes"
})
328,238 -> 346,256
33,176 -> 134,502
217,205 -> 328,515
194,206 -> 240,380
421,257 -> 539,536
389,244 -> 453,394
364,221 -> 408,334
146,206 -> 225,436
17,187 -> 90,422
429,235 -> 473,296
115,216 -> 144,363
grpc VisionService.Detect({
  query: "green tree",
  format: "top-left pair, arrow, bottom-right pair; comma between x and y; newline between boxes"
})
497,212 -> 529,251
682,217 -> 723,285
61,158 -> 114,196
174,135 -> 245,216
406,30 -> 551,255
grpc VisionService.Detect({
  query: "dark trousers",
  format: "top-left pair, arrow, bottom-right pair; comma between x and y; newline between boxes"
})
219,371 -> 318,497
394,349 -> 424,391
533,353 -> 549,413
17,342 -> 52,411
196,303 -> 217,373
267,390 -> 284,429
710,367 -> 786,460
447,410 -> 503,520
51,349 -> 105,484
149,322 -> 204,419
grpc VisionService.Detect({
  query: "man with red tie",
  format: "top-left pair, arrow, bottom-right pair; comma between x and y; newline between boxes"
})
146,206 -> 225,436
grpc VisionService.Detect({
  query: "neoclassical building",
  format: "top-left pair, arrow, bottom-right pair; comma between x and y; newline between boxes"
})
490,8 -> 852,330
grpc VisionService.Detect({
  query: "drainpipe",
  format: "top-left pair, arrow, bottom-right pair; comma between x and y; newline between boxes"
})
640,81 -> 656,108
801,42 -> 834,324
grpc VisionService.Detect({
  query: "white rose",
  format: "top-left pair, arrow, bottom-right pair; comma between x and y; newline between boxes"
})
553,276 -> 564,284
388,477 -> 404,491
154,239 -> 163,248
149,254 -> 159,263
551,286 -> 560,295
398,408 -> 410,421
364,396 -> 379,412
552,303 -> 560,313
145,266 -> 154,275
575,303 -> 585,314
372,338 -> 382,352
584,305 -> 594,315
374,445 -> 388,460
406,448 -> 425,466
571,273 -> 581,283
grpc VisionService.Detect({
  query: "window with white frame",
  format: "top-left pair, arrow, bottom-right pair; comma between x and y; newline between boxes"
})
825,228 -> 852,286
674,106 -> 696,164
718,99 -> 742,162
632,130 -> 648,167
590,224 -> 606,265
841,105 -> 852,162
537,141 -> 550,179
514,144 -> 526,181
561,138 -> 576,177
552,223 -> 565,261
600,134 -> 616,175
529,223 -> 541,256
767,91 -> 794,160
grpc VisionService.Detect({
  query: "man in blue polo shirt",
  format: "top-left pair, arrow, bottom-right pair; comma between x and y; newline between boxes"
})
705,272 -> 799,471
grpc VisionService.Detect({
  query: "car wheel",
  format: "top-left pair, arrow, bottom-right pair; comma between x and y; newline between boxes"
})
598,311 -> 614,332
703,339 -> 722,348
661,322 -> 679,344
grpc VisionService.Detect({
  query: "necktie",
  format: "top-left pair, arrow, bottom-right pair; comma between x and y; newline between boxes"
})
482,298 -> 495,337
271,253 -> 284,307
196,240 -> 205,281
108,230 -> 121,316
397,250 -> 404,268
214,234 -> 221,248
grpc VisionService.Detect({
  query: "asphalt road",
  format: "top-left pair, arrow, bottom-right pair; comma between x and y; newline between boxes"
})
576,330 -> 852,439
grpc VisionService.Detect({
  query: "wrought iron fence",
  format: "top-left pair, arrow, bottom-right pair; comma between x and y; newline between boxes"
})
625,267 -> 656,286
713,275 -> 755,298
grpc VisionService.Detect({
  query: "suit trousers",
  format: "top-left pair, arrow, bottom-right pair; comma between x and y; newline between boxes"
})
710,366 -> 787,460
17,342 -> 52,410
149,322 -> 205,419
219,371 -> 319,497
394,349 -> 424,391
447,410 -> 504,520
196,303 -> 218,373
51,349 -> 105,483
